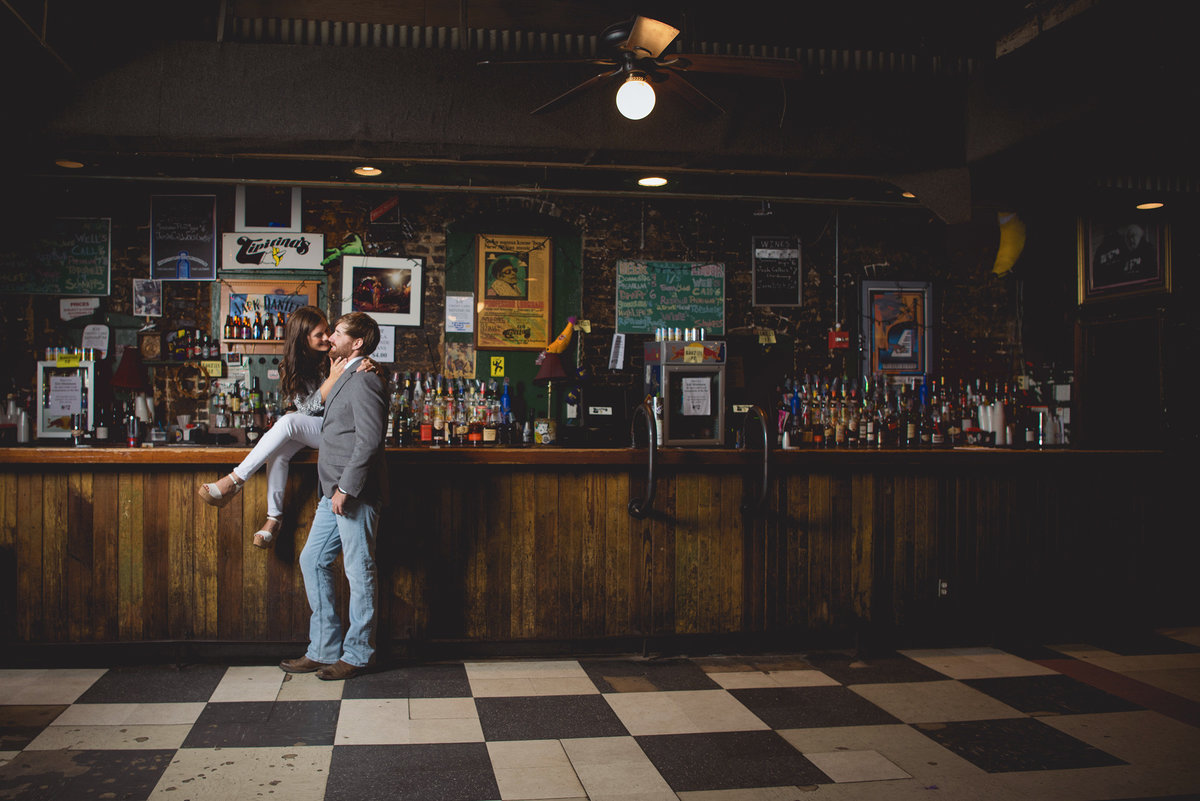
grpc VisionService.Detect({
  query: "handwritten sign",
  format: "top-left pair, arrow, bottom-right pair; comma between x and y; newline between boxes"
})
0,218 -> 111,296
615,260 -> 725,335
752,236 -> 802,307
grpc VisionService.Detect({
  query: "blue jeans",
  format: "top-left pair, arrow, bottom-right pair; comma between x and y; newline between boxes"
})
299,495 -> 380,667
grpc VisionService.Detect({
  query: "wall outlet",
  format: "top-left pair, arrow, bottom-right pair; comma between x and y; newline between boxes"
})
937,579 -> 949,598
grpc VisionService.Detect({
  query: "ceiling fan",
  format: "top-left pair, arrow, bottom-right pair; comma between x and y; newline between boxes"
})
478,15 -> 806,119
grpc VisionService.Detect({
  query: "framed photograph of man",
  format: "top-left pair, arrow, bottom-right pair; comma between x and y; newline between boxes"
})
340,256 -> 424,327
1077,218 -> 1171,304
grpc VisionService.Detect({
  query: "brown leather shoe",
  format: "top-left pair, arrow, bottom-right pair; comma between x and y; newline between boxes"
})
316,660 -> 368,681
279,655 -> 332,674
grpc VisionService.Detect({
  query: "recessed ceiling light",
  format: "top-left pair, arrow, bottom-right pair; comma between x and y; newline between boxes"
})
638,176 -> 667,187
901,191 -> 916,199
354,165 -> 382,176
1135,201 -> 1164,210
55,159 -> 84,169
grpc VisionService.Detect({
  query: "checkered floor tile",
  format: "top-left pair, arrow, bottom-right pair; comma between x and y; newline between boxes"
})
2,628 -> 1199,800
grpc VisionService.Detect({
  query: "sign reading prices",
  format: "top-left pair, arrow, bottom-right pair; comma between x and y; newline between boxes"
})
222,233 -> 325,270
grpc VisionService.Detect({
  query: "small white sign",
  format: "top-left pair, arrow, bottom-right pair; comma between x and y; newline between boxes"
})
609,333 -> 626,370
60,297 -> 99,321
81,324 -> 110,359
370,325 -> 396,363
222,232 -> 325,270
49,374 -> 83,415
445,292 -> 474,333
681,376 -> 712,416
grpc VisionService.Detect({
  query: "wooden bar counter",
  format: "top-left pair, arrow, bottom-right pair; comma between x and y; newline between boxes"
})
0,444 -> 1188,656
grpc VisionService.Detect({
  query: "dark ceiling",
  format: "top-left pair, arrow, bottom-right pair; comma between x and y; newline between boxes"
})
2,0 -> 1195,220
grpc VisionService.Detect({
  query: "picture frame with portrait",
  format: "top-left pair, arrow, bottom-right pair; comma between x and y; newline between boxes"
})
475,234 -> 553,351
1077,218 -> 1171,304
340,255 -> 424,327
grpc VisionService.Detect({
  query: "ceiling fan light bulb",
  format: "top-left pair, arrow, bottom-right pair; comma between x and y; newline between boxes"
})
616,75 -> 655,120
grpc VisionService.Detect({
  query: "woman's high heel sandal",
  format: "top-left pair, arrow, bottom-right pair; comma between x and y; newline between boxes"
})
198,473 -> 243,508
252,517 -> 281,550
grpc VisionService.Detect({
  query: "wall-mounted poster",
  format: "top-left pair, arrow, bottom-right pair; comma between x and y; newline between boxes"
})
341,255 -> 424,327
1077,218 -> 1171,304
151,195 -> 217,280
218,278 -> 319,341
860,280 -> 932,379
221,232 -> 324,270
475,234 -> 553,350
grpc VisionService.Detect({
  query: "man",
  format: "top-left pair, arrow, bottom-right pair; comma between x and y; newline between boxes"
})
280,311 -> 388,680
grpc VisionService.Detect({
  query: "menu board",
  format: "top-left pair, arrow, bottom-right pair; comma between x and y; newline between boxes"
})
615,260 -> 725,335
0,218 -> 111,296
151,195 -> 217,280
752,235 -> 802,306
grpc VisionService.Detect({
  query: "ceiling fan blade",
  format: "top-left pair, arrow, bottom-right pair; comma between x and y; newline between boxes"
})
478,57 -> 618,68
657,70 -> 724,115
530,67 -> 623,115
660,53 -> 805,81
626,16 -> 680,58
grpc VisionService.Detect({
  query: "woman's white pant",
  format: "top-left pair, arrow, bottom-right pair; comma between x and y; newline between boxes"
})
232,413 -> 322,519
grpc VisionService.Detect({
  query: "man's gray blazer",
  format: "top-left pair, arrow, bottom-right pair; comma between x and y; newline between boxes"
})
317,361 -> 388,504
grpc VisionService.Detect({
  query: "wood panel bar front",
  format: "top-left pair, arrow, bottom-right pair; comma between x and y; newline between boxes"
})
0,446 -> 1187,655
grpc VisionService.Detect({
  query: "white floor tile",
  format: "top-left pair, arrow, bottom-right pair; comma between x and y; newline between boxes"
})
0,669 -> 107,705
804,749 -> 910,782
277,670 -> 345,701
899,647 -> 1059,679
605,689 -> 767,735
209,666 -> 285,702
709,669 -> 840,689
850,680 -> 1026,724
51,702 -> 206,726
25,723 -> 193,751
148,745 -> 333,800
333,698 -> 410,745
778,723 -> 985,783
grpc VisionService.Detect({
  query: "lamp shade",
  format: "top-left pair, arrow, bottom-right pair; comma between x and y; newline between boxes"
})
615,73 -> 655,120
533,352 -> 568,385
111,345 -> 149,391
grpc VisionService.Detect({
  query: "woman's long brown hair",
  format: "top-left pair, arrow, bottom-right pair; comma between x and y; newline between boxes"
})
278,306 -> 329,404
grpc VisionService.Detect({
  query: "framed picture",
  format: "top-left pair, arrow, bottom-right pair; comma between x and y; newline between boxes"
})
340,255 -> 424,327
150,195 -> 217,280
218,278 -> 320,342
475,234 -> 553,350
235,185 -> 302,233
860,280 -> 932,379
1077,218 -> 1171,304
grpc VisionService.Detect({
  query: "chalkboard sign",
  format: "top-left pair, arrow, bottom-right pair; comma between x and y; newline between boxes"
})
752,235 -> 802,306
151,195 -> 217,280
615,260 -> 725,335
0,218 -> 111,296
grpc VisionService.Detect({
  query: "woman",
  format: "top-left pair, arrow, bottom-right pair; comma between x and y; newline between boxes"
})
198,306 -> 381,548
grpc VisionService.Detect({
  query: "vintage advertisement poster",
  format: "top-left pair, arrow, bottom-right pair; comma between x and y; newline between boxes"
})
475,234 -> 553,350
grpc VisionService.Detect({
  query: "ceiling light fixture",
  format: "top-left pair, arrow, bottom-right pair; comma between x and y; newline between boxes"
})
638,176 -> 667,187
901,191 -> 916,199
616,73 -> 655,120
354,165 -> 382,176
1135,201 -> 1164,210
55,159 -> 84,169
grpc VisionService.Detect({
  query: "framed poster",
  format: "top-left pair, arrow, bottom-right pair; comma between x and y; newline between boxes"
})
475,234 -> 553,350
218,278 -> 319,339
340,255 -> 423,327
752,236 -> 802,306
151,195 -> 217,280
1077,218 -> 1171,304
860,281 -> 932,379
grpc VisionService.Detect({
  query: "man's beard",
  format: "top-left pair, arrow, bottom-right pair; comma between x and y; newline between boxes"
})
329,341 -> 353,360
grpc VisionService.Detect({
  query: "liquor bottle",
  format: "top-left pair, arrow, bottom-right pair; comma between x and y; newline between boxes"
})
467,382 -> 484,446
245,414 -> 262,445
248,377 -> 263,414
881,388 -> 899,448
483,381 -> 499,445
918,383 -> 933,448
274,312 -> 286,340
224,314 -> 235,340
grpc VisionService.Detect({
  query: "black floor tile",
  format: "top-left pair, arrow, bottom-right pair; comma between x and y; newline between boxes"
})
182,700 -> 340,748
637,730 -> 831,791
915,717 -> 1127,773
0,706 -> 67,751
964,674 -> 1144,716
729,685 -> 903,728
341,663 -> 472,699
475,694 -> 628,741
581,657 -> 722,692
326,743 -> 500,801
0,748 -> 175,801
74,664 -> 227,704
804,651 -> 948,685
